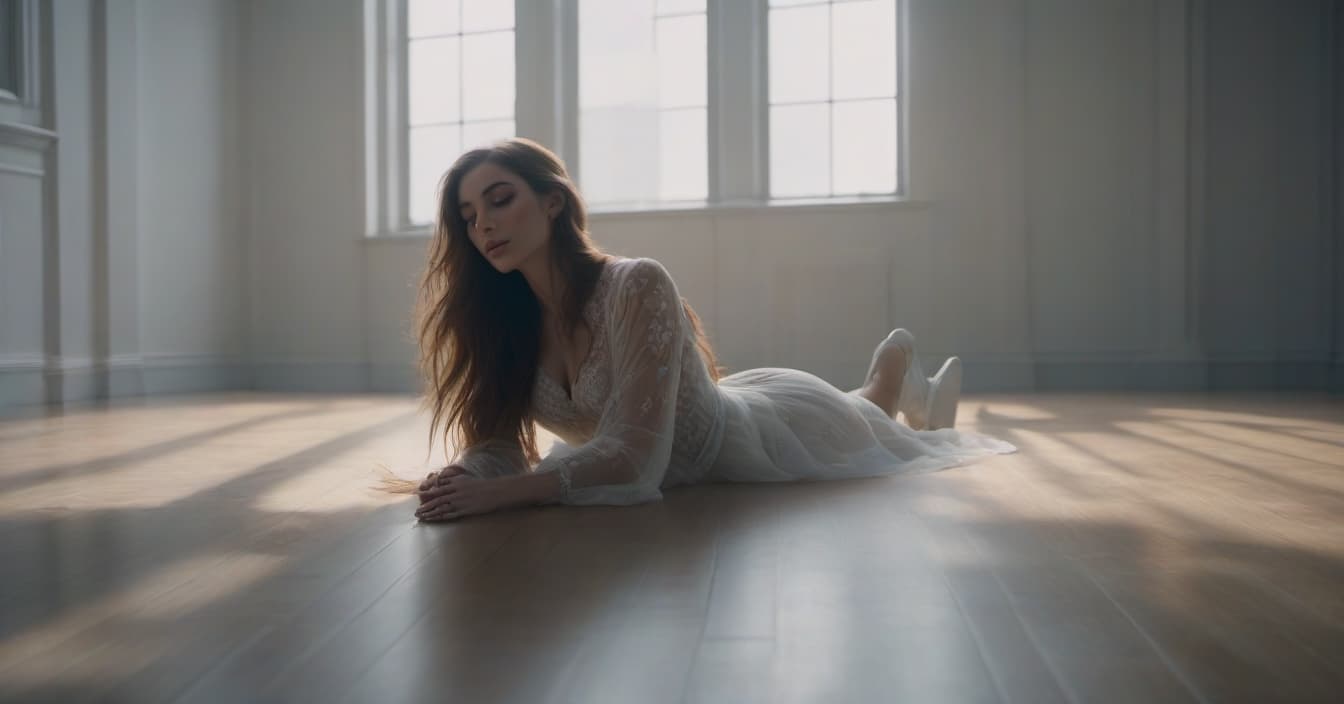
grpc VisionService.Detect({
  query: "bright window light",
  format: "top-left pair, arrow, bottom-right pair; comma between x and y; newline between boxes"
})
579,0 -> 707,206
406,0 -> 516,225
768,0 -> 898,198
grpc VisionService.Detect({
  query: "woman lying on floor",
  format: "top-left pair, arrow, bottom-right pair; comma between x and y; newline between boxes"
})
383,138 -> 1015,521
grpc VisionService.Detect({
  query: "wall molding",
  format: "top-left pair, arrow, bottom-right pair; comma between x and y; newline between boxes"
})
0,120 -> 56,149
0,160 -> 44,177
5,354 -> 1339,408
0,354 -> 249,406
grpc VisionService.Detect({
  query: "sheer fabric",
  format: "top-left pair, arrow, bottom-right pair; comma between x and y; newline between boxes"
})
448,256 -> 1015,505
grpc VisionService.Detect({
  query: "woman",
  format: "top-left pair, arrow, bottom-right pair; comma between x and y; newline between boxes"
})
392,138 -> 1016,521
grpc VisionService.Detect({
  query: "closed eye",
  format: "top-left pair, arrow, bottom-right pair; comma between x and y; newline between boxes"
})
461,195 -> 513,226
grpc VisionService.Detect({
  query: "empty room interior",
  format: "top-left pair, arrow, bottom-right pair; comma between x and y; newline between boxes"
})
1,0 -> 1342,702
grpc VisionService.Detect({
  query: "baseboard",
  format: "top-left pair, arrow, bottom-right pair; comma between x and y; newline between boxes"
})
1206,361 -> 1332,391
0,364 -> 45,406
250,362 -> 371,393
369,363 -> 421,394
1031,361 -> 1210,391
960,359 -> 1037,392
0,355 -> 249,408
5,357 -> 1341,408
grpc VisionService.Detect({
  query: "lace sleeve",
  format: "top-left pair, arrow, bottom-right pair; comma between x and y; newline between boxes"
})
534,258 -> 684,505
453,438 -> 530,479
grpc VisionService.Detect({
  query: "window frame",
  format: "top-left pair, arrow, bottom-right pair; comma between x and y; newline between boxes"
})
0,0 -> 42,121
364,0 -> 907,237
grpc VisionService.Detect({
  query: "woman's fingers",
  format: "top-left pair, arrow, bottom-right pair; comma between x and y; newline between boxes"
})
416,502 -> 455,520
417,492 -> 458,516
417,498 -> 467,521
418,483 -> 457,501
417,465 -> 465,492
434,465 -> 468,485
415,470 -> 477,521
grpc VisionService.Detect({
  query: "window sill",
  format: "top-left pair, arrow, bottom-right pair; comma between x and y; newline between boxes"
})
364,195 -> 930,240
587,194 -> 928,218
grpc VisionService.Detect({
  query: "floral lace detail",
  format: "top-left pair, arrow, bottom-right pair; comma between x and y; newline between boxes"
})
629,275 -> 676,359
530,257 -> 725,489
531,262 -> 615,436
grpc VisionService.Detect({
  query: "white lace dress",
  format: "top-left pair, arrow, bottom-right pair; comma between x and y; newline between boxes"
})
453,256 -> 1018,505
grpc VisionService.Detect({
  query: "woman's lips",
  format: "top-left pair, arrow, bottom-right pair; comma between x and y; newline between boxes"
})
486,241 -> 509,256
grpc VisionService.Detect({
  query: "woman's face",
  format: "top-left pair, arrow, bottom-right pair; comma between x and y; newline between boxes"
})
456,161 -> 561,274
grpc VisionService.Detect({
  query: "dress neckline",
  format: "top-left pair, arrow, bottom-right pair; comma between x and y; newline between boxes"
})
537,258 -> 618,402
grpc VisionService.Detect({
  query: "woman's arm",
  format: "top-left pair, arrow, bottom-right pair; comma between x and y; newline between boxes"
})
531,258 -> 685,505
415,467 -> 563,521
418,257 -> 687,517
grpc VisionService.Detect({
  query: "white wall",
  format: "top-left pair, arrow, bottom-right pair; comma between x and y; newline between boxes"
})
244,0 -> 368,392
241,0 -> 1344,395
1203,0 -> 1337,390
137,0 -> 247,383
3,0 -> 1340,407
0,0 -> 247,407
0,0 -> 54,405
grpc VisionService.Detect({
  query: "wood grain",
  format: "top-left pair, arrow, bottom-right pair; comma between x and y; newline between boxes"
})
0,391 -> 1340,703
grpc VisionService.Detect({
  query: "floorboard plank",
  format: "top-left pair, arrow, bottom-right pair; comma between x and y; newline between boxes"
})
0,391 -> 1340,703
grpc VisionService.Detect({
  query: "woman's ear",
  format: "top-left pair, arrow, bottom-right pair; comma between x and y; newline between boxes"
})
546,192 -> 564,219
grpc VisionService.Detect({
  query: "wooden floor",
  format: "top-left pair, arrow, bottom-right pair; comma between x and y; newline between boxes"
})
0,391 -> 1341,703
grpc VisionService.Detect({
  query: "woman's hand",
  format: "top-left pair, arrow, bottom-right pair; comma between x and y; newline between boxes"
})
418,464 -> 467,497
415,471 -> 522,522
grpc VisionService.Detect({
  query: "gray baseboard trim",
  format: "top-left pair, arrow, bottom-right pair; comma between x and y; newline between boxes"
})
0,356 -> 250,408
0,367 -> 45,406
1207,361 -> 1332,391
250,362 -> 371,393
6,358 -> 1343,409
1027,360 -> 1337,392
960,360 -> 1037,392
1031,361 -> 1209,391
141,363 -> 251,395
369,363 -> 420,393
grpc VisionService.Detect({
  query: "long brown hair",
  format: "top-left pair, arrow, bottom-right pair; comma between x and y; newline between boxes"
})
414,138 -> 722,478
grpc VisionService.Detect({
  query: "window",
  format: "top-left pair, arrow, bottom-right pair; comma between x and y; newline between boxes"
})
578,0 -> 707,206
405,0 -> 517,224
0,0 -> 26,103
367,0 -> 903,234
0,0 -> 17,98
768,0 -> 898,198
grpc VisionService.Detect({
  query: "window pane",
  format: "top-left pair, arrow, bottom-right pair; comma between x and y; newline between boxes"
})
462,119 -> 515,151
581,108 -> 658,204
832,99 -> 896,194
408,0 -> 460,38
657,0 -> 704,15
832,0 -> 896,100
580,0 -> 657,109
656,15 -> 706,109
408,37 -> 460,125
409,125 -> 461,225
659,108 -> 707,201
461,0 -> 513,32
461,31 -> 515,120
768,5 -> 828,104
770,103 -> 830,198
581,0 -> 706,204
